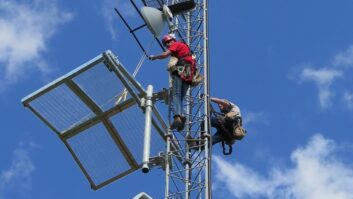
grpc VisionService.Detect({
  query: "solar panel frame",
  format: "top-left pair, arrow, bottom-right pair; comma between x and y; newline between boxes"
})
22,50 -> 170,190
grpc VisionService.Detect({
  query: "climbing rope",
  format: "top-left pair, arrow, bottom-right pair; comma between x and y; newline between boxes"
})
115,36 -> 155,105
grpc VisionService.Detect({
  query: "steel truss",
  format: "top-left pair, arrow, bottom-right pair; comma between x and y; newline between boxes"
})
141,0 -> 211,198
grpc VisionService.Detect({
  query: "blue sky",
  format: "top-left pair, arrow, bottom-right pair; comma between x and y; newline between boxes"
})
1,0 -> 353,199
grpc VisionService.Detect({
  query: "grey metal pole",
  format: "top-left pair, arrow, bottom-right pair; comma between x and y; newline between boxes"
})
185,10 -> 192,199
142,85 -> 154,173
203,0 -> 211,198
165,134 -> 171,199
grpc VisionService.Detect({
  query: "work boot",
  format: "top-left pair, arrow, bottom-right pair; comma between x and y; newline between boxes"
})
177,116 -> 186,131
186,135 -> 197,149
170,115 -> 183,130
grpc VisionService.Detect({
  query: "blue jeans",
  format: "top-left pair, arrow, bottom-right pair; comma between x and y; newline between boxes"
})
172,75 -> 189,116
210,116 -> 227,145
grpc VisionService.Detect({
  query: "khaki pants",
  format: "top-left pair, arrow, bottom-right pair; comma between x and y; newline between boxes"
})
167,56 -> 179,72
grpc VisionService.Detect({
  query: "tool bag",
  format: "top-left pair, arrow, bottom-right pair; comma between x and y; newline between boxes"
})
167,56 -> 204,86
225,112 -> 246,140
219,114 -> 247,155
191,68 -> 204,87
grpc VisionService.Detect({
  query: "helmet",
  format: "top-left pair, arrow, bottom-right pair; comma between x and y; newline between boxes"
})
162,34 -> 176,44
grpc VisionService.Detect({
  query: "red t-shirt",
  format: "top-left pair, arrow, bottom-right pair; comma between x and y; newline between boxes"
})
168,41 -> 195,65
168,41 -> 196,83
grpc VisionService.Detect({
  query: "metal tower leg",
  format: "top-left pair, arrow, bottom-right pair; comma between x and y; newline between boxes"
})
165,0 -> 210,198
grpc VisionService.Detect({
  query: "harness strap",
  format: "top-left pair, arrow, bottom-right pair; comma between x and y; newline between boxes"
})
221,141 -> 232,155
217,116 -> 233,141
217,115 -> 235,155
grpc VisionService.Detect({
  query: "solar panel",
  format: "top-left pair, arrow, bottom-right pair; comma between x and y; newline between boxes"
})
22,50 -> 169,190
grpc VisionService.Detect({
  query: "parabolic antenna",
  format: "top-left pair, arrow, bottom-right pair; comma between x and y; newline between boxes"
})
140,1 -> 196,36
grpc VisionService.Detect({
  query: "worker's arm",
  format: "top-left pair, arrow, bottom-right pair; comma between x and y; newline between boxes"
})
210,97 -> 229,107
149,50 -> 171,60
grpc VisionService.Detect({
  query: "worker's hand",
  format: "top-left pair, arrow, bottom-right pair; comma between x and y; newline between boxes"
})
149,55 -> 156,61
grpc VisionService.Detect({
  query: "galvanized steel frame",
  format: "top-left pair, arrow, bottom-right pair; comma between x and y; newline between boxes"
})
22,51 -> 169,190
147,0 -> 211,198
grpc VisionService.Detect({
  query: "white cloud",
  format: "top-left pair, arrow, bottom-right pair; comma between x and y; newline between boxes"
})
333,45 -> 353,68
343,91 -> 353,109
242,110 -> 269,126
213,134 -> 353,199
293,44 -> 353,109
0,0 -> 72,90
102,0 -> 119,40
300,68 -> 342,108
101,0 -> 135,40
0,142 -> 36,199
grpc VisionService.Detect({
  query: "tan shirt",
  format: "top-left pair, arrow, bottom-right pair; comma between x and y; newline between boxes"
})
223,99 -> 241,117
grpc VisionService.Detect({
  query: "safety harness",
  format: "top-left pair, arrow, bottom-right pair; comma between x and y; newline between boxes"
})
169,52 -> 195,82
210,105 -> 237,155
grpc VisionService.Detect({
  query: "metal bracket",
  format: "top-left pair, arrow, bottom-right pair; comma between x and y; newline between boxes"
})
148,152 -> 172,171
140,97 -> 147,108
152,88 -> 169,104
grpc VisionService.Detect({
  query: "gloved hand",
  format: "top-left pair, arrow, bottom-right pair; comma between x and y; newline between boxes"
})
149,55 -> 156,60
